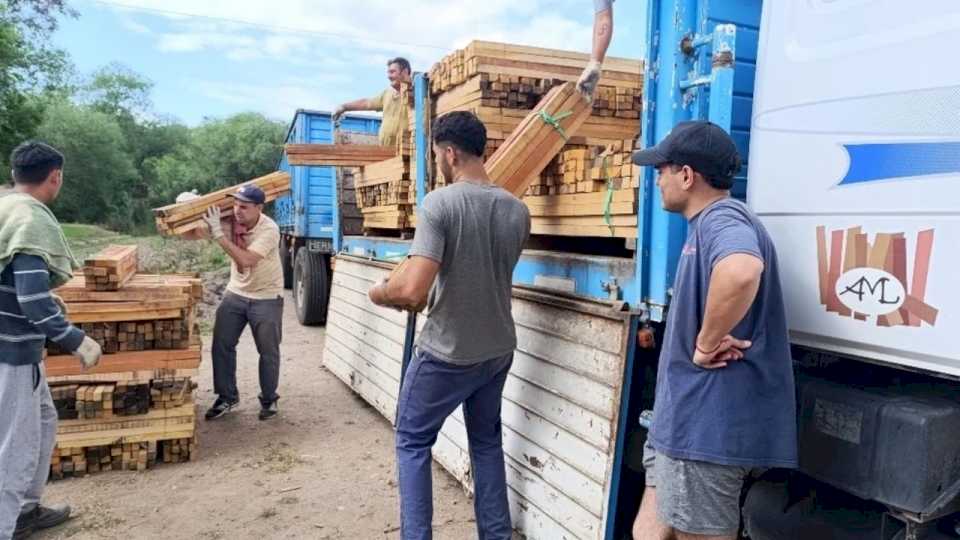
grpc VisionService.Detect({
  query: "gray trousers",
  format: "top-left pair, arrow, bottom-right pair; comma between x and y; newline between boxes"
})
212,292 -> 283,406
0,362 -> 56,540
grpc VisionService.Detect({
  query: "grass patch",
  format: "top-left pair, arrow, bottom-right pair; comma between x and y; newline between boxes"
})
62,223 -> 229,274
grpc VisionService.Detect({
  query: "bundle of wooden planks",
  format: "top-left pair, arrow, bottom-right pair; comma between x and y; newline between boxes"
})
284,144 -> 396,167
485,82 -> 593,197
356,154 -> 415,231
83,245 -> 138,291
153,171 -> 290,237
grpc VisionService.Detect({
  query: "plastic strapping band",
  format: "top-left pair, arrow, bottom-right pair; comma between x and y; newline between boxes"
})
538,110 -> 573,141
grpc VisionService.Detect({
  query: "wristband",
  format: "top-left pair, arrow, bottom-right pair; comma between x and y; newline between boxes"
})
695,341 -> 722,355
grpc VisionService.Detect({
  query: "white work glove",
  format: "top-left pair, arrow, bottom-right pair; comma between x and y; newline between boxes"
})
576,59 -> 603,103
203,206 -> 224,240
72,336 -> 103,370
332,105 -> 346,124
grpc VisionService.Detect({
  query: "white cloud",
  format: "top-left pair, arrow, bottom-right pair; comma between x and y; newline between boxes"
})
105,0 -> 595,69
120,17 -> 152,34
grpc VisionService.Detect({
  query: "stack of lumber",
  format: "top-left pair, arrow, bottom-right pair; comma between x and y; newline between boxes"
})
431,41 -> 642,141
523,139 -> 640,238
153,171 -> 290,237
284,144 -> 396,167
83,245 -> 138,291
48,269 -> 199,356
44,259 -> 203,479
356,154 -> 414,231
530,139 -> 640,196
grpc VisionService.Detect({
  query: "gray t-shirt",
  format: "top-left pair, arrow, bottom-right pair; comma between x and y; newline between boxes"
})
595,0 -> 614,12
649,198 -> 799,469
408,181 -> 530,365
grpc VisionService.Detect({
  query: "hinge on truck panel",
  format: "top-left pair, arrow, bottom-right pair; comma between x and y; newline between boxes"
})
601,277 -> 621,301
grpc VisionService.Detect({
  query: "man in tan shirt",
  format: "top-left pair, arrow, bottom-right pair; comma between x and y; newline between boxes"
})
200,185 -> 284,421
332,57 -> 411,148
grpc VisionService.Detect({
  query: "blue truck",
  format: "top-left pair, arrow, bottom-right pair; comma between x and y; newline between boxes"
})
282,1 -> 960,537
274,110 -> 381,325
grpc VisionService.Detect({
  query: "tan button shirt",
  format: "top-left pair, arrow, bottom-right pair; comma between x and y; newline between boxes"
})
226,214 -> 283,300
369,87 -> 408,148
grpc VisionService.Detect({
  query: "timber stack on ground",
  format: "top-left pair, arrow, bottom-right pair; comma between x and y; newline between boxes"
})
153,171 -> 291,237
428,40 -> 643,240
45,265 -> 203,479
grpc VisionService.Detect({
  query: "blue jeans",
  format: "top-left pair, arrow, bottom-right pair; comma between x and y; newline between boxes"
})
395,349 -> 514,540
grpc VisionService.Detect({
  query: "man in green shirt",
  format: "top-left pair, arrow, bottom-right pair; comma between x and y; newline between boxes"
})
332,57 -> 412,148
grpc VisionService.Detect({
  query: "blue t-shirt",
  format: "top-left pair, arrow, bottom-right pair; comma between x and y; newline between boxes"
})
649,198 -> 798,469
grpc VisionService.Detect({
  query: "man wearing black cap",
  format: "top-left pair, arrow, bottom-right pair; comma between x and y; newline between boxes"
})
201,185 -> 284,421
630,122 -> 797,540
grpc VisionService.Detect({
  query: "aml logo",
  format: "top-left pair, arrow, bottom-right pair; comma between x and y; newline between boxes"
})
816,226 -> 938,327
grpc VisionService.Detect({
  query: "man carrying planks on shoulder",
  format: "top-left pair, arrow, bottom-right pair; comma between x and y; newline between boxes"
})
199,185 -> 285,422
0,141 -> 102,540
368,111 -> 530,540
332,57 -> 412,148
577,0 -> 615,102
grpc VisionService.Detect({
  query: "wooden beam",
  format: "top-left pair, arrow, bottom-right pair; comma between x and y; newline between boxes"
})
284,144 -> 396,166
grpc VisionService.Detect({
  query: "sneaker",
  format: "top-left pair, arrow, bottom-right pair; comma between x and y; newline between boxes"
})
204,397 -> 238,420
259,400 -> 278,421
16,503 -> 71,538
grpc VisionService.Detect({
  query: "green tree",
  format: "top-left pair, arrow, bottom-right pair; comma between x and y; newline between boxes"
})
0,2 -> 73,172
36,100 -> 140,229
148,113 -> 285,208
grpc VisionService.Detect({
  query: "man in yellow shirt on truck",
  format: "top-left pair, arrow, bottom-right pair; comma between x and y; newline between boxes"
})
332,57 -> 412,148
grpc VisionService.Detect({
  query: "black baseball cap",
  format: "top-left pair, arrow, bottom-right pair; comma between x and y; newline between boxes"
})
229,185 -> 266,205
631,121 -> 741,187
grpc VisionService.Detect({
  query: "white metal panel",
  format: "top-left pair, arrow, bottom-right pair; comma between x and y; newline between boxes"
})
748,1 -> 960,374
324,257 -> 633,539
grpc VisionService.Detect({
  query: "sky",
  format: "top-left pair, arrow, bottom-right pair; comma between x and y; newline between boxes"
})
53,0 -> 648,126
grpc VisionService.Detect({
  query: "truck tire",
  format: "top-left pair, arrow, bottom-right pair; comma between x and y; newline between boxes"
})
279,238 -> 294,290
293,249 -> 329,326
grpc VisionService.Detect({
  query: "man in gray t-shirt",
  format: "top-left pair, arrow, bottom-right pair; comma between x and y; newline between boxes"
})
368,110 -> 529,540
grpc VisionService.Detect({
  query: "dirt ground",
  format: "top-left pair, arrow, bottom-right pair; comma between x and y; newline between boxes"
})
35,290 -> 482,540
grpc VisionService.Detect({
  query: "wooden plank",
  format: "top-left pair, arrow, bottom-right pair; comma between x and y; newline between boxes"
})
284,144 -> 396,166
908,229 -> 935,326
45,347 -> 202,377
